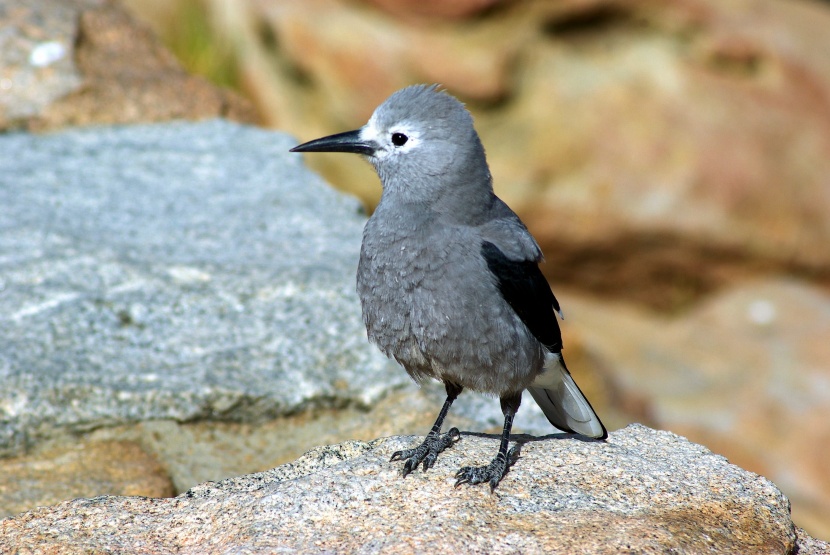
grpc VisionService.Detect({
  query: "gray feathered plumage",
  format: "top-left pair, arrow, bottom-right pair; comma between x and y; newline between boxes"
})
291,84 -> 606,489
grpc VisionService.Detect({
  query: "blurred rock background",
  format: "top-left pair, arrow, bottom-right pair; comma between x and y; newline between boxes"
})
2,0 -> 829,541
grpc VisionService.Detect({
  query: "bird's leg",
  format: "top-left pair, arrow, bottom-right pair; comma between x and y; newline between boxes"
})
390,381 -> 463,477
455,391 -> 521,490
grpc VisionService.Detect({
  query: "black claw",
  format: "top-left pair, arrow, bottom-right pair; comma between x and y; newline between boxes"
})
454,452 -> 514,490
401,458 -> 418,478
389,448 -> 414,463
390,429 -> 461,477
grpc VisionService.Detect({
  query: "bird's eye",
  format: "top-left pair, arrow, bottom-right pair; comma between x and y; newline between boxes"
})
391,132 -> 408,147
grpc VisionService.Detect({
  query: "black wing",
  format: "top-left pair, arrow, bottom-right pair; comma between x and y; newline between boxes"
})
481,241 -> 562,353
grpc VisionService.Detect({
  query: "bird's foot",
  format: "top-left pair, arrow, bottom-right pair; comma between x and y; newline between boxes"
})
390,427 -> 461,477
454,446 -> 518,490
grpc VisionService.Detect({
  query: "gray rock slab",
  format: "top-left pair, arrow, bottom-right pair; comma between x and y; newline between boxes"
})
0,120 -> 572,460
0,120 -> 411,455
0,425 -> 804,554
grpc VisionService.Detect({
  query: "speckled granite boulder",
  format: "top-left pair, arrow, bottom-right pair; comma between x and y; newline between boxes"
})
0,120 -> 406,455
2,425 -> 818,554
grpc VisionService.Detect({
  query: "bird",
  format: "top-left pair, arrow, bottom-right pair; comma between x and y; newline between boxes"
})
290,84 -> 606,489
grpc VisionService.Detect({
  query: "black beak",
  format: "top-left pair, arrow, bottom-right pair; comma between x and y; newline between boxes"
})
290,129 -> 376,155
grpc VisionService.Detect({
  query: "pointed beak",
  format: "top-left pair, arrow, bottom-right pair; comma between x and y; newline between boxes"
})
289,129 -> 376,156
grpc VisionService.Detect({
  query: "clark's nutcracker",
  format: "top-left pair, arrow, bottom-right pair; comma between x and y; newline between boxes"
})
291,84 -> 606,489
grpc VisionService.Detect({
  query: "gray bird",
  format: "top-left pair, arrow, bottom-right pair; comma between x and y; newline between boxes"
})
291,84 -> 606,489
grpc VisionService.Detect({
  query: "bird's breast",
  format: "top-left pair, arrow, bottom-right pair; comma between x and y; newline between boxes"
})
356,214 -> 544,393
357,219 -> 433,370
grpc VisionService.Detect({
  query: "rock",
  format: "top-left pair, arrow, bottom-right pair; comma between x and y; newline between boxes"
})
129,0 -> 830,309
0,0 -> 90,125
507,0 -> 830,309
561,278 -> 830,540
0,378 -> 628,514
0,425 -> 806,553
0,120 -> 637,517
0,0 -> 256,131
0,120 -> 405,457
0,440 -> 173,519
362,0 -> 506,21
796,529 -> 830,555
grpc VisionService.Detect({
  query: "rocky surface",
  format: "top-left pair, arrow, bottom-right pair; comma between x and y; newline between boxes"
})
0,120 -> 628,517
4,0 -> 830,543
127,0 -> 830,308
0,440 -> 173,518
0,0 -> 256,131
797,530 -> 830,555
1,425 -> 817,554
115,0 -> 828,538
0,382 -> 592,515
0,120 -> 409,457
560,279 -> 830,538
364,0 -> 506,21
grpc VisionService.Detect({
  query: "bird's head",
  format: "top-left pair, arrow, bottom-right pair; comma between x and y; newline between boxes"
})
291,85 -> 492,207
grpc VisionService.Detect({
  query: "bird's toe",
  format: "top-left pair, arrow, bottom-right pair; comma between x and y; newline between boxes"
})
391,429 -> 461,477
454,455 -> 511,490
389,448 -> 416,463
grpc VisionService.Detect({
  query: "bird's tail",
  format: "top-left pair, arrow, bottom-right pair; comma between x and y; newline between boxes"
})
528,353 -> 607,439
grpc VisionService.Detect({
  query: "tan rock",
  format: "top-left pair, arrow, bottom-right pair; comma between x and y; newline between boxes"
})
362,0 -> 507,22
0,440 -> 173,519
127,0 -> 830,308
562,278 -> 830,540
26,0 -> 829,307
0,379 -> 640,520
90,388 -> 486,494
495,0 -> 830,306
0,426 -> 805,553
0,0 -> 257,131
0,367 -> 636,513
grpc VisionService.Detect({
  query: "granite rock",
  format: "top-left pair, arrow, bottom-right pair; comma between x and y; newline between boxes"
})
0,425 -> 804,554
0,0 -> 256,131
0,120 -> 407,456
561,279 -> 830,539
0,121 -> 619,516
128,0 -> 830,309
0,440 -> 173,518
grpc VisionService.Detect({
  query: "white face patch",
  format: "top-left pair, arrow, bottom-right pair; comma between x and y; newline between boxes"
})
360,117 -> 421,161
359,115 -> 382,145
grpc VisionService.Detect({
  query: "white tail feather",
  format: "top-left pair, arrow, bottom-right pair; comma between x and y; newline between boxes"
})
528,353 -> 607,439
